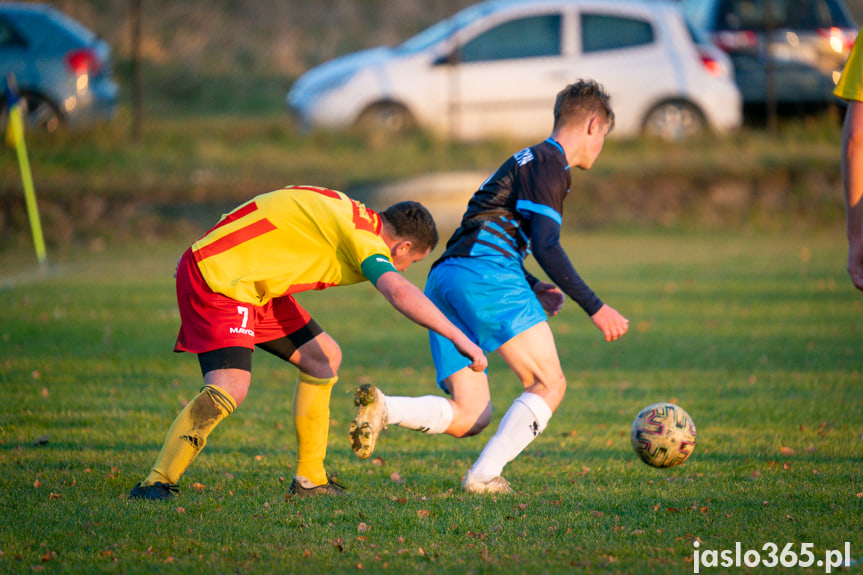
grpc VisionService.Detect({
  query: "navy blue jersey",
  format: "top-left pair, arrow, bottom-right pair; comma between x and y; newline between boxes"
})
433,137 -> 603,316
435,138 -> 570,264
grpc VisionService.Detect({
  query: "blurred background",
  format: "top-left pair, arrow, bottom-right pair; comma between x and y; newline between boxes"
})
42,0 -> 863,117
0,0 -> 860,252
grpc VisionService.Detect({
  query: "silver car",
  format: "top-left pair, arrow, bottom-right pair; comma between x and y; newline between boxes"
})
288,0 -> 742,141
0,2 -> 118,132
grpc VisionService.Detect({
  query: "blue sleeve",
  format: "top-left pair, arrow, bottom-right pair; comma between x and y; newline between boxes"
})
529,212 -> 603,316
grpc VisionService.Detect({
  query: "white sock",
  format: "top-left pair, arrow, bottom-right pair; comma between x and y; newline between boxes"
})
470,392 -> 552,481
384,395 -> 454,435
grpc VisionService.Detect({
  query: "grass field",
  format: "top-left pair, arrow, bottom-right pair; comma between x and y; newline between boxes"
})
1,228 -> 861,574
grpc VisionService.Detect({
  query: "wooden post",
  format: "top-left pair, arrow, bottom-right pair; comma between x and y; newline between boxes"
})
129,0 -> 143,140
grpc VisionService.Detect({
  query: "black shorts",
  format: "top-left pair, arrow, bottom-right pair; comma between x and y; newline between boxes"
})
197,319 -> 324,375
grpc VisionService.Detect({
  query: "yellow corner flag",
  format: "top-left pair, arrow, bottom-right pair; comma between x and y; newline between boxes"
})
5,74 -> 46,265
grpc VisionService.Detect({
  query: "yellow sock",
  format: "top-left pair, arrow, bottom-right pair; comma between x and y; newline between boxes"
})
293,372 -> 337,486
143,384 -> 237,486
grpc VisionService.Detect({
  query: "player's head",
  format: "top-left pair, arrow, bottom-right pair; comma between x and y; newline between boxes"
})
553,80 -> 614,170
381,201 -> 439,270
552,79 -> 614,133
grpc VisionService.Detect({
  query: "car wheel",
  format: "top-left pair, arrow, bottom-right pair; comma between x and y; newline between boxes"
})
21,93 -> 63,133
355,102 -> 415,138
642,100 -> 706,142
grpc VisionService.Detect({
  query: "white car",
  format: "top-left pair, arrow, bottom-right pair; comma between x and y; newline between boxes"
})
287,0 -> 742,141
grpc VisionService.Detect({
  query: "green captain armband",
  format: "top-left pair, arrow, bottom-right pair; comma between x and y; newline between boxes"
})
361,254 -> 398,287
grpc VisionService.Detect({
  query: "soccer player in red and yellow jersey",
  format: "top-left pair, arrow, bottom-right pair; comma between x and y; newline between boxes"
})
129,186 -> 487,499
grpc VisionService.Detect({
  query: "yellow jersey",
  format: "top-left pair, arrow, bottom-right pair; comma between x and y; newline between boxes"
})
835,35 -> 863,101
191,186 -> 394,305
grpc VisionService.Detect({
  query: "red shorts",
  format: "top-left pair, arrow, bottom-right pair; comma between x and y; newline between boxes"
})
174,248 -> 313,354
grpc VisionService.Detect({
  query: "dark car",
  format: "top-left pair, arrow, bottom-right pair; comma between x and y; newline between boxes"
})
0,2 -> 118,132
680,0 -> 857,114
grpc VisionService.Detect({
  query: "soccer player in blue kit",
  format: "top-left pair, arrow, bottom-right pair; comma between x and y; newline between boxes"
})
350,79 -> 630,493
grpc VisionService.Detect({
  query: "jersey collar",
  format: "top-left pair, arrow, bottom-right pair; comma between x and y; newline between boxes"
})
545,137 -> 568,169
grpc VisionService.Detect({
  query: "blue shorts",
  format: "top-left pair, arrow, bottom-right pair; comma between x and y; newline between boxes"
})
424,256 -> 547,390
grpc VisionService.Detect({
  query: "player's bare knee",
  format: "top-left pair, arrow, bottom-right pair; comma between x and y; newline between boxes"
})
531,372 -> 566,411
325,341 -> 342,374
299,336 -> 342,378
449,402 -> 492,438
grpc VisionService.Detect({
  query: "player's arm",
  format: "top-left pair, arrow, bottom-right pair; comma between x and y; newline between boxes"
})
842,99 -> 863,290
374,271 -> 487,372
529,212 -> 628,341
360,255 -> 486,371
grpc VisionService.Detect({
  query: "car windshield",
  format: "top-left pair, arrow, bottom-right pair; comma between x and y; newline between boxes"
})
682,0 -> 855,31
680,0 -> 712,30
396,3 -> 499,54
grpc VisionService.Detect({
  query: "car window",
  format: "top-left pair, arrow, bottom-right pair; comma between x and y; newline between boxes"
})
716,0 -> 850,30
457,13 -> 562,62
581,13 -> 655,53
0,17 -> 25,47
680,0 -> 713,31
11,11 -> 86,50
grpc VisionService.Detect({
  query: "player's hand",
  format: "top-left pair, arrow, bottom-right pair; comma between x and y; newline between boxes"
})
848,236 -> 863,291
533,281 -> 565,316
456,338 -> 488,372
590,304 -> 629,342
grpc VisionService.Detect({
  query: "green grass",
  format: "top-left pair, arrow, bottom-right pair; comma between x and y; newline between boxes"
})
1,229 -> 861,574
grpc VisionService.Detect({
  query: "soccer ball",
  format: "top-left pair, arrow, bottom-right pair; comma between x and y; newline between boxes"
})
630,402 -> 696,468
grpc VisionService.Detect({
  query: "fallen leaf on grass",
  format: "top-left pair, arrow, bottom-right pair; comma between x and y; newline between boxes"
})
372,457 -> 385,466
389,472 -> 403,484
48,493 -> 61,500
416,509 -> 431,518
192,482 -> 205,493
779,446 -> 794,456
357,522 -> 371,533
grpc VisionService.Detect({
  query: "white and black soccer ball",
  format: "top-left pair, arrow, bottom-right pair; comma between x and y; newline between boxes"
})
630,402 -> 696,468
